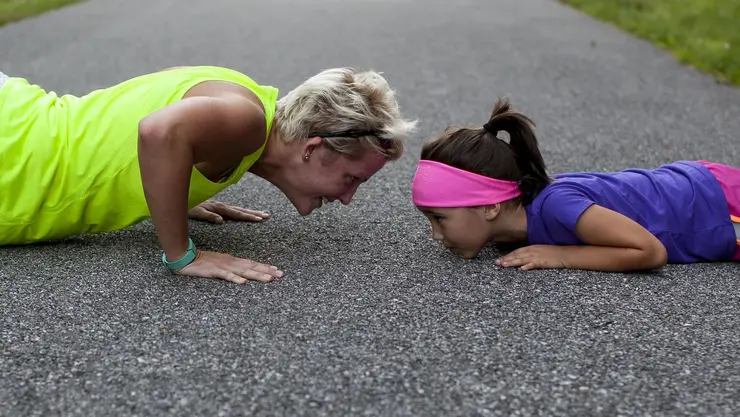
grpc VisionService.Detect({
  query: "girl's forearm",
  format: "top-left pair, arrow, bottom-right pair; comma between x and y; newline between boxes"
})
560,244 -> 667,272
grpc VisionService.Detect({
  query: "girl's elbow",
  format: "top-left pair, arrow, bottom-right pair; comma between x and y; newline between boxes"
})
643,242 -> 668,270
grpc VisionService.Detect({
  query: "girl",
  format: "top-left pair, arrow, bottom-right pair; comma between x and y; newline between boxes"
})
411,98 -> 740,272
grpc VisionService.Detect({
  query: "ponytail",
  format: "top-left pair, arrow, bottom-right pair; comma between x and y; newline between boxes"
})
419,97 -> 551,206
482,98 -> 550,204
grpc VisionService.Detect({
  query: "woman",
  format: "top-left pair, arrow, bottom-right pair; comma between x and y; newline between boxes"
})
0,66 -> 417,284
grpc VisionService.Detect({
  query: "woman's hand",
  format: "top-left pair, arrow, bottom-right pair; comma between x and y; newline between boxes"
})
189,200 -> 270,224
175,250 -> 284,284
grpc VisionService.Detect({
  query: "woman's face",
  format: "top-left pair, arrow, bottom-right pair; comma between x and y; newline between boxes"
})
284,142 -> 388,216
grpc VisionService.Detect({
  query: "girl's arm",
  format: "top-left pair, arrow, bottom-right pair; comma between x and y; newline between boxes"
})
499,204 -> 668,272
565,204 -> 668,271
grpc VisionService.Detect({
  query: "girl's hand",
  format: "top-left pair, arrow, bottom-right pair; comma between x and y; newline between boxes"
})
188,200 -> 270,224
174,250 -> 284,284
496,245 -> 568,270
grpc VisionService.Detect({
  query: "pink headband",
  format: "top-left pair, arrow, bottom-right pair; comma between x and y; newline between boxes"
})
412,160 -> 521,207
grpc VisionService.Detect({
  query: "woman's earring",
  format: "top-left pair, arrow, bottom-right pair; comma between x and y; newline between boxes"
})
304,154 -> 310,161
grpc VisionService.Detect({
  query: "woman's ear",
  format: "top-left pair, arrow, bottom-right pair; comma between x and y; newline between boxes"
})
483,204 -> 501,221
301,136 -> 324,161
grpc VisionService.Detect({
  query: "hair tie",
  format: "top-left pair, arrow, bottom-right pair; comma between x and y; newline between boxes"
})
309,128 -> 379,138
482,122 -> 497,135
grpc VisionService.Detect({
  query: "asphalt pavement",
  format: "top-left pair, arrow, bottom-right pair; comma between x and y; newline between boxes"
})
1,0 -> 740,415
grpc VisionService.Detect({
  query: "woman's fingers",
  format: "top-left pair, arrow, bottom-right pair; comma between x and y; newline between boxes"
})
189,206 -> 224,223
208,202 -> 269,222
212,268 -> 249,284
225,257 -> 284,282
189,201 -> 269,223
213,255 -> 284,283
226,208 -> 267,222
247,261 -> 284,277
233,207 -> 270,220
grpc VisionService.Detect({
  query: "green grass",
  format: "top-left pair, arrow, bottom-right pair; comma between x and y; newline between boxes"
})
559,0 -> 740,85
0,0 -> 85,27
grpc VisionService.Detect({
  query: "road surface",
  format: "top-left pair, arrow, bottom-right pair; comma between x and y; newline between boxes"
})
1,0 -> 739,415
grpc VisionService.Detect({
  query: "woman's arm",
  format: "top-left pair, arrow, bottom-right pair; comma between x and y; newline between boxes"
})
137,92 -> 266,262
498,204 -> 668,272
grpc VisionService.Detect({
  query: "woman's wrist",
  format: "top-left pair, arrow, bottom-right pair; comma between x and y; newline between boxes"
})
162,237 -> 197,270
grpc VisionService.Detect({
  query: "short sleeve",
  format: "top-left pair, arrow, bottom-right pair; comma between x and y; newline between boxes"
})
533,182 -> 596,244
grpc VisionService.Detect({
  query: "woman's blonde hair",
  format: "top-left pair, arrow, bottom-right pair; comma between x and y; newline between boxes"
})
275,68 -> 417,161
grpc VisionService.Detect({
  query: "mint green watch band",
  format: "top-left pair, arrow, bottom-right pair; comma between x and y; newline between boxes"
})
162,238 -> 197,270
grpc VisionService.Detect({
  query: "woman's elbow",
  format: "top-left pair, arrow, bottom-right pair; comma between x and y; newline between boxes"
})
138,114 -> 170,148
137,115 -> 187,161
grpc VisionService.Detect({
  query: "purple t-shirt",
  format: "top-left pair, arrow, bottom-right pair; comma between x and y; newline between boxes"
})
525,161 -> 736,263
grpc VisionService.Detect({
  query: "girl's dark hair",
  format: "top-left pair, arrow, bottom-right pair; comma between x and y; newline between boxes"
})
420,97 -> 551,205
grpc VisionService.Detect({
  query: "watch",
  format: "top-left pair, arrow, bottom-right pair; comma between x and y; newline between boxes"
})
162,238 -> 197,270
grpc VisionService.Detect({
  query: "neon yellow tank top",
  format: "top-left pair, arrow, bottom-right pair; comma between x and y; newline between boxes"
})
0,66 -> 279,245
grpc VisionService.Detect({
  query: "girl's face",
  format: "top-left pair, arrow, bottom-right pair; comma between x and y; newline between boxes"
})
417,206 -> 494,259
